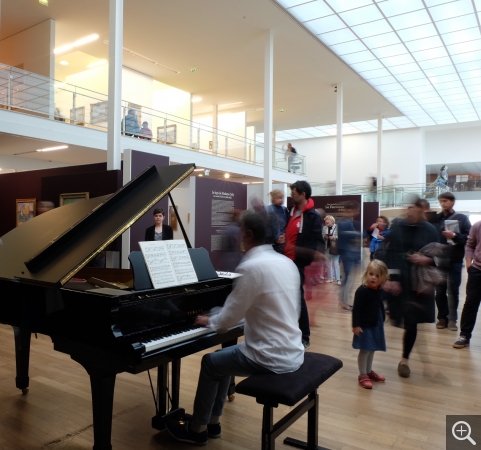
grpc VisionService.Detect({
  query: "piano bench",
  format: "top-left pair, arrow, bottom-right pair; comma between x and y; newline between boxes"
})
235,352 -> 342,450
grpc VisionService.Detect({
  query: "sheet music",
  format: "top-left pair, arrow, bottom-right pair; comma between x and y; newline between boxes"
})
139,240 -> 198,289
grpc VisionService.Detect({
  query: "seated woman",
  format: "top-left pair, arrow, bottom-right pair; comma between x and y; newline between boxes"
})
144,208 -> 173,241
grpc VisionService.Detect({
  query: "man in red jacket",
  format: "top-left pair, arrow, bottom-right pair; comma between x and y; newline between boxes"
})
283,180 -> 323,349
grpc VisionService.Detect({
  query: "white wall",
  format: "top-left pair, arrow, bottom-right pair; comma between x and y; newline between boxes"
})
279,127 -> 425,187
425,125 -> 481,165
0,19 -> 55,77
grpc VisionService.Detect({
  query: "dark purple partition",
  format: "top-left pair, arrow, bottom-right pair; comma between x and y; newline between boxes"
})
194,177 -> 247,270
129,150 -> 169,252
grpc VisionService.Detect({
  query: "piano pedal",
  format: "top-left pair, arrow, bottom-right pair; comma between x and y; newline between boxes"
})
21,388 -> 29,395
228,394 -> 235,402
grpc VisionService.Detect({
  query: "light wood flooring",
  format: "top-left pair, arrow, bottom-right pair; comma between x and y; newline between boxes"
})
0,274 -> 480,450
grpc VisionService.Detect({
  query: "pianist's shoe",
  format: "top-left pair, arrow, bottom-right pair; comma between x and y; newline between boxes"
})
166,419 -> 208,446
183,414 -> 221,438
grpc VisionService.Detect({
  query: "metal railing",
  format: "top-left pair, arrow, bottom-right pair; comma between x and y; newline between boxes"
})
0,63 -> 306,175
310,182 -> 452,208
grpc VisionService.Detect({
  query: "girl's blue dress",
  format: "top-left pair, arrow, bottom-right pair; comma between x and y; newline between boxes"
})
352,309 -> 386,351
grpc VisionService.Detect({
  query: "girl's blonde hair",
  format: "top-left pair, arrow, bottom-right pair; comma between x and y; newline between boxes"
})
325,215 -> 335,223
361,260 -> 390,287
269,189 -> 284,202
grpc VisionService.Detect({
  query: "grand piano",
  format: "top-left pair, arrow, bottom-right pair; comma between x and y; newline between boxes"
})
0,164 -> 243,450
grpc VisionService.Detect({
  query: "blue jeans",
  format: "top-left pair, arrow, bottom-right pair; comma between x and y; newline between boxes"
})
435,262 -> 463,321
193,345 -> 273,425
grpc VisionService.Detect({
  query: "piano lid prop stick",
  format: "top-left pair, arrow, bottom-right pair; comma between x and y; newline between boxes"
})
168,193 -> 192,249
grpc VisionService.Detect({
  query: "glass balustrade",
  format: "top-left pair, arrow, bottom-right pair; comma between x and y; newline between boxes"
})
0,63 -> 306,175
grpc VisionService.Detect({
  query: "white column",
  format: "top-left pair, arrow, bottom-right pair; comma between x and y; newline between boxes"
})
377,115 -> 383,191
189,93 -> 193,149
263,30 -> 274,201
212,104 -> 218,155
107,0 -> 123,171
335,83 -> 343,195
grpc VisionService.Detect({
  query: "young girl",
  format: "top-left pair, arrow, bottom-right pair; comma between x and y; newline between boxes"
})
352,260 -> 389,389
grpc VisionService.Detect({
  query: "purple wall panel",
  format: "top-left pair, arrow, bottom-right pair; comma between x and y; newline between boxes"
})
194,177 -> 247,270
129,150 -> 169,252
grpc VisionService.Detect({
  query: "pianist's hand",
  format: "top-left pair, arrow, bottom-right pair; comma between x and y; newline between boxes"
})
195,315 -> 210,327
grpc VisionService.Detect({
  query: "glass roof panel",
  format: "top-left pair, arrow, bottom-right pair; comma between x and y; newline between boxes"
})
340,50 -> 377,64
388,10 -> 433,30
318,28 -> 358,45
423,65 -> 457,76
459,69 -> 481,80
330,40 -> 367,55
289,1 -> 334,21
371,44 -> 409,58
435,14 -> 478,34
304,15 -> 344,34
325,0 -> 374,13
339,5 -> 384,26
418,56 -> 453,70
277,0 -> 308,7
379,54 -> 415,66
395,71 -> 428,81
388,63 -> 421,75
455,60 -> 481,73
362,68 -> 392,79
447,39 -> 481,55
451,50 -> 481,64
349,59 -> 385,71
428,0 -> 475,21
351,19 -> 393,38
412,46 -> 449,61
401,78 -> 432,88
377,0 -> 425,17
367,75 -> 401,85
441,27 -> 480,46
404,36 -> 444,52
362,33 -> 402,49
397,23 -> 438,41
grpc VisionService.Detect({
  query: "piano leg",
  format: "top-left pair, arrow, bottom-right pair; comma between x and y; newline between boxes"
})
13,327 -> 31,394
74,360 -> 117,450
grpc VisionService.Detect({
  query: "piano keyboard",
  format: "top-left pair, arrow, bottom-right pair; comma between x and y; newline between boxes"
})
141,326 -> 212,353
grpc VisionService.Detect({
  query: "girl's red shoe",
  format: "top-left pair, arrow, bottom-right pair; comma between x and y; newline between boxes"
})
358,374 -> 372,389
367,371 -> 386,382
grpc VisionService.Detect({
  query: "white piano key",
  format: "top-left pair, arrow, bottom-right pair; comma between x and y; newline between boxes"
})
142,327 -> 212,353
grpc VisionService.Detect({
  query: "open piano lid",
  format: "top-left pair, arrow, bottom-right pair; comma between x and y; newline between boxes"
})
0,164 -> 195,287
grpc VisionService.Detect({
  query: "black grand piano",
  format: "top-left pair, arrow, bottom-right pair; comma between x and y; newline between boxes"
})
0,164 -> 243,450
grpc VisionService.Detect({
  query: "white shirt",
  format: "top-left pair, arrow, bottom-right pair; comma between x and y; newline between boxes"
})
208,244 -> 304,373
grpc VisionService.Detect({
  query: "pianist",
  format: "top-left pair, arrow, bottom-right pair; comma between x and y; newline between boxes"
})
144,208 -> 173,241
166,210 -> 304,445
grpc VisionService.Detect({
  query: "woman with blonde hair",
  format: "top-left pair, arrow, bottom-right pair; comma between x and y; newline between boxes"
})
322,215 -> 341,285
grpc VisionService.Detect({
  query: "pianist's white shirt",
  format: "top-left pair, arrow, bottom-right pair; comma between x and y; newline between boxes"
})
208,244 -> 304,373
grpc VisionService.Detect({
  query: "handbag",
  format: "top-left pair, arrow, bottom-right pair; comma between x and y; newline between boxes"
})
328,225 -> 339,255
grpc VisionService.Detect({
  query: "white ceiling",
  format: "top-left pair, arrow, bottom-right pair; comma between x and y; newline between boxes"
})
277,0 -> 481,128
1,0 -> 403,134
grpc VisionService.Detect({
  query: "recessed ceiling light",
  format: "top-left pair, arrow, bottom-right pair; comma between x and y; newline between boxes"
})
59,61 -> 69,66
279,109 -> 285,112
54,34 -> 99,54
190,68 -> 197,72
87,59 -> 107,69
192,97 -> 202,103
198,174 -> 203,177
224,173 -> 230,179
36,145 -> 69,152
194,168 -> 205,172
39,0 -> 48,5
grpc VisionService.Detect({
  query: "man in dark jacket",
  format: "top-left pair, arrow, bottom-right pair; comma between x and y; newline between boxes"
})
434,192 -> 471,331
283,180 -> 323,349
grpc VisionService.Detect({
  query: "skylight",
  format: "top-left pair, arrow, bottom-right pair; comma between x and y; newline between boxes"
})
274,0 -> 481,126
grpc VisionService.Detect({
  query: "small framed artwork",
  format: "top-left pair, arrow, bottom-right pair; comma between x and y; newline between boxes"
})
157,124 -> 177,144
169,206 -> 178,231
60,192 -> 90,206
90,101 -> 108,124
16,198 -> 36,227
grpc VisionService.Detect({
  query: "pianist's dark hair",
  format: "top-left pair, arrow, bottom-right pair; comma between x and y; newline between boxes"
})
153,208 -> 165,215
240,210 -> 266,244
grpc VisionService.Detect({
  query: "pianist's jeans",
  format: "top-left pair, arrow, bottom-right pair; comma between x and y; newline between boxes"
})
193,345 -> 273,425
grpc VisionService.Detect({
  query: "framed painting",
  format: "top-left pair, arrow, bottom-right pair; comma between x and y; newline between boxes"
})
70,106 -> 85,125
90,101 -> 108,124
60,192 -> 90,206
16,198 -> 36,227
157,124 -> 177,144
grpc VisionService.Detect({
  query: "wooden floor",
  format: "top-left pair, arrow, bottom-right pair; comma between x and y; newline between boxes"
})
1,274 -> 480,450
